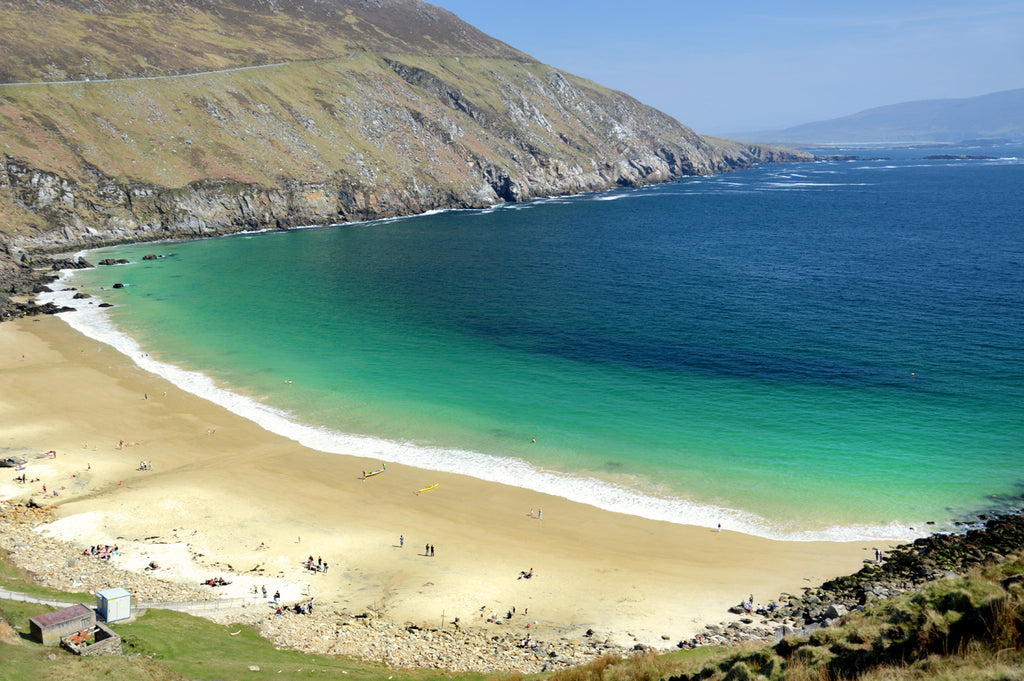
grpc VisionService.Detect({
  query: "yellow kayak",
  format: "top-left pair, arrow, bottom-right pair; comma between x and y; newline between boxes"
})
415,483 -> 439,495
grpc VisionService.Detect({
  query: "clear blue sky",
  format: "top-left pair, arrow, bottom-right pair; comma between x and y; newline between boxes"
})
430,1 -> 1024,134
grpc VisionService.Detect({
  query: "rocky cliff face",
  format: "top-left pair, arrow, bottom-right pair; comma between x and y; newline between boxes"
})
0,0 -> 813,316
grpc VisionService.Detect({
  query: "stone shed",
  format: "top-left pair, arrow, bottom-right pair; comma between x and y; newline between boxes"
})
29,604 -> 95,645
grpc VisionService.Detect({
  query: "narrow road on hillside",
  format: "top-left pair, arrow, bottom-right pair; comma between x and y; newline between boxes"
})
0,59 -> 334,88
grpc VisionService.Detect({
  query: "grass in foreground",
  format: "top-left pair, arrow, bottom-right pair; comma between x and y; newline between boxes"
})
0,546 -> 459,681
0,598 -> 470,681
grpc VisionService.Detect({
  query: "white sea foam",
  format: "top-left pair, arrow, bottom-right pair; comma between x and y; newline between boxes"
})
39,270 -> 924,544
763,182 -> 872,188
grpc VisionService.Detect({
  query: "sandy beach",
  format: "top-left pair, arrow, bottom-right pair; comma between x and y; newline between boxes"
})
1,315 -> 885,647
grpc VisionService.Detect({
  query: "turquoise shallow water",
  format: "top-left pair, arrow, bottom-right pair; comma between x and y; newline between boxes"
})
52,145 -> 1024,540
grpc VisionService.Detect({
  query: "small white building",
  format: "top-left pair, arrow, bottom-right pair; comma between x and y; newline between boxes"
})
96,587 -> 132,623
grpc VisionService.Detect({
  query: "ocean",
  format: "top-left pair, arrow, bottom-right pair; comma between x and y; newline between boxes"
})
48,144 -> 1024,542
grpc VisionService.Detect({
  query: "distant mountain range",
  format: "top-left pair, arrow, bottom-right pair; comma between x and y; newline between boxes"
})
735,88 -> 1024,146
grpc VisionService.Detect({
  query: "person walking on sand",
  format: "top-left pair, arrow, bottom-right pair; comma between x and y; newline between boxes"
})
400,535 -> 404,548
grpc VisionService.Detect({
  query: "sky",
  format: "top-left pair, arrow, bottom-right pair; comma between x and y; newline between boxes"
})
429,1 -> 1024,135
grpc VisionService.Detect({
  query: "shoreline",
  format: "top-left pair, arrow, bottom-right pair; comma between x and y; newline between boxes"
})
44,255 -> 929,544
2,315 -> 889,657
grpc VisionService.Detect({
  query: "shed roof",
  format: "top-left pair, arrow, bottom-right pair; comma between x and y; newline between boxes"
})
97,587 -> 131,599
30,604 -> 93,628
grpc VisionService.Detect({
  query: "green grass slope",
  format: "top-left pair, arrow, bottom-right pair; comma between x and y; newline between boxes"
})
0,0 -> 532,84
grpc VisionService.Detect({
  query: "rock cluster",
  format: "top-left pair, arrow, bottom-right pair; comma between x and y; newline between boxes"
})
0,502 -> 212,604
230,609 -> 629,673
679,510 -> 1024,649
0,247 -> 90,320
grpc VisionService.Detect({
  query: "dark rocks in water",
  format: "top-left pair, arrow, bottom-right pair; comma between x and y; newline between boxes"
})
72,291 -> 91,299
923,154 -> 995,160
98,303 -> 114,308
98,258 -> 130,266
112,283 -> 125,289
142,254 -> 159,260
47,257 -> 93,270
22,301 -> 75,316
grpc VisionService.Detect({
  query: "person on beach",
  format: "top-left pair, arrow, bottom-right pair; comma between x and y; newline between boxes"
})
399,535 -> 404,548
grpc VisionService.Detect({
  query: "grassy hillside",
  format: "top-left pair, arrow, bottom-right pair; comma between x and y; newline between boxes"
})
0,53 -> 703,192
0,0 -> 532,84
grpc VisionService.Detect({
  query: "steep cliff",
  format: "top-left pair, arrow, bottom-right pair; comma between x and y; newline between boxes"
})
0,0 -> 811,315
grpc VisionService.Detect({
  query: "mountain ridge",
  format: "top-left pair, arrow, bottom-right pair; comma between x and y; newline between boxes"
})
732,88 -> 1024,145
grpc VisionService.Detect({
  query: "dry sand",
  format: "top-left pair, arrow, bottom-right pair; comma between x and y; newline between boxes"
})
0,315 -> 884,645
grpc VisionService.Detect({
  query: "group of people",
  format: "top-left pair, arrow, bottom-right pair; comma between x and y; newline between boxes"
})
137,460 -> 153,470
83,544 -> 119,560
741,594 -> 778,616
305,555 -> 328,572
268,587 -> 313,617
486,604 -> 528,625
291,598 -> 315,615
